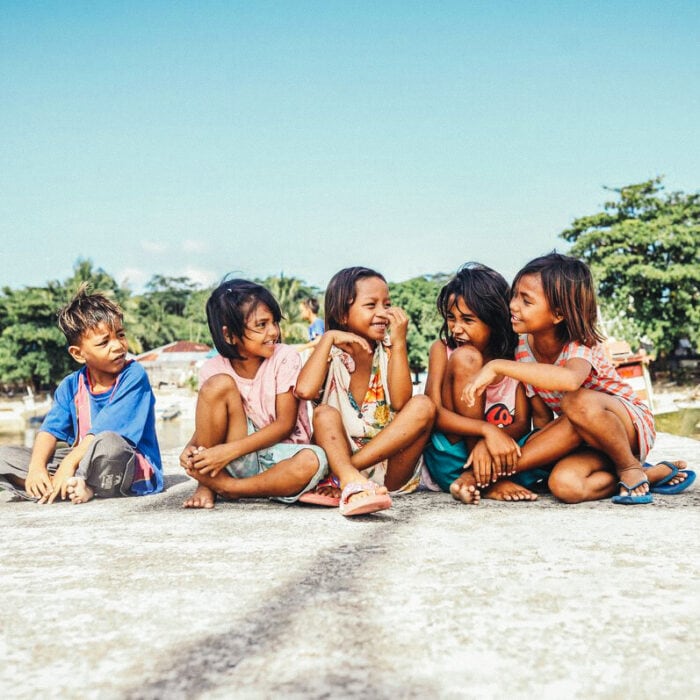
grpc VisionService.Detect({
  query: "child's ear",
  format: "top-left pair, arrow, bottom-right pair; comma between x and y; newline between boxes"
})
68,345 -> 87,364
553,310 -> 565,325
222,326 -> 236,345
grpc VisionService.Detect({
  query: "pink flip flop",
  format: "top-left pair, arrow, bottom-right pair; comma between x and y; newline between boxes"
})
298,476 -> 341,507
339,481 -> 392,516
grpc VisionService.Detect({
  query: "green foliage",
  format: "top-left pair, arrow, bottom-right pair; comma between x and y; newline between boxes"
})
389,275 -> 446,374
561,178 -> 700,355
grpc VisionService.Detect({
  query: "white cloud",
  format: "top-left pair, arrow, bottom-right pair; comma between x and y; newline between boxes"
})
117,267 -> 149,291
141,240 -> 169,254
181,267 -> 219,288
182,239 -> 207,253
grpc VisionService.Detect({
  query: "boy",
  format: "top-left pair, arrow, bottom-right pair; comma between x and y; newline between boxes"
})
0,285 -> 163,504
296,296 -> 325,353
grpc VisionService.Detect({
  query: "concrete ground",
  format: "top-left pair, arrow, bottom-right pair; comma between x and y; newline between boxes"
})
1,433 -> 698,699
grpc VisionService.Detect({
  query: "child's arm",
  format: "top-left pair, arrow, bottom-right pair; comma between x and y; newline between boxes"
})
294,331 -> 372,400
385,307 -> 413,409
463,357 -> 591,407
189,389 -> 300,476
25,431 -> 58,499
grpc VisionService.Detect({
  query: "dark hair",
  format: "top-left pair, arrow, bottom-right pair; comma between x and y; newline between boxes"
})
513,252 -> 604,346
437,263 -> 516,359
206,278 -> 282,360
324,267 -> 387,331
57,283 -> 124,346
301,297 -> 319,314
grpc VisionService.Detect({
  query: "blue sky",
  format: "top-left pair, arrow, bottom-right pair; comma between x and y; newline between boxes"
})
2,1 -> 698,292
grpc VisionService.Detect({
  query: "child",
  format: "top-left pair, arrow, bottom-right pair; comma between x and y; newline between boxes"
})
462,253 -> 693,504
296,296 -> 326,355
423,263 -> 538,504
180,279 -> 328,509
295,267 -> 435,516
0,285 -> 163,504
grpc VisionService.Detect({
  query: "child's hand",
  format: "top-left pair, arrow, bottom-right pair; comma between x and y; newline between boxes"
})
330,331 -> 372,355
189,445 -> 232,477
179,445 -> 197,470
461,363 -> 498,407
465,440 -> 494,488
25,465 -> 53,500
386,307 -> 408,344
480,424 -> 521,479
42,463 -> 78,504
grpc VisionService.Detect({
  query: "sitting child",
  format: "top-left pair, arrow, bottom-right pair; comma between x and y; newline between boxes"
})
180,279 -> 328,509
295,266 -> 435,516
0,285 -> 163,504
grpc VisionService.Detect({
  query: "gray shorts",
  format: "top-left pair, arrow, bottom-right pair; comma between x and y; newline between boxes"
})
0,432 -> 140,500
225,421 -> 328,504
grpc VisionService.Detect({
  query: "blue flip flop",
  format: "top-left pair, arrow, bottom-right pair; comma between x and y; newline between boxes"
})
646,460 -> 696,495
611,477 -> 653,505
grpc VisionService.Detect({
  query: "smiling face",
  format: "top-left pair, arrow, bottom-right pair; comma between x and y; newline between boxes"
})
343,276 -> 391,342
510,273 -> 562,335
229,302 -> 280,360
69,322 -> 129,384
445,295 -> 492,355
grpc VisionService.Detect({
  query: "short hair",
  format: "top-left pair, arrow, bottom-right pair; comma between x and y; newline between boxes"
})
206,278 -> 282,360
324,267 -> 387,331
513,252 -> 604,346
57,283 -> 124,346
437,262 -> 516,359
301,297 -> 320,314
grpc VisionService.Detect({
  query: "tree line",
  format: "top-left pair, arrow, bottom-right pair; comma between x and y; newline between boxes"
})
1,178 -> 697,392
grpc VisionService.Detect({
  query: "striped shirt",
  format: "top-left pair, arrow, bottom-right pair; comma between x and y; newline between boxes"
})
515,335 -> 656,459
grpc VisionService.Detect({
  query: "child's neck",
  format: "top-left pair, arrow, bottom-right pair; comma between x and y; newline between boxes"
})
86,367 -> 119,393
529,328 -> 565,362
230,354 -> 265,379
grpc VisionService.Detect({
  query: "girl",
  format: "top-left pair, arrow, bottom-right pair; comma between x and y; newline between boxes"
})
180,279 -> 328,509
462,253 -> 692,504
295,267 -> 435,516
423,263 -> 539,504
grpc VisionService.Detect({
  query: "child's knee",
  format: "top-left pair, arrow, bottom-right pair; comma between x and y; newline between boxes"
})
548,469 -> 586,504
449,345 -> 485,378
198,374 -> 239,403
294,448 -> 321,480
560,390 -> 596,421
408,394 -> 436,427
312,404 -> 340,431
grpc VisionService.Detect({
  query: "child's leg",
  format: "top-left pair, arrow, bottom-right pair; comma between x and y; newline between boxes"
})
184,374 -> 249,509
547,448 -> 616,503
312,404 -> 390,502
187,447 -> 321,500
559,390 -> 649,498
349,395 -> 436,492
443,346 -> 487,444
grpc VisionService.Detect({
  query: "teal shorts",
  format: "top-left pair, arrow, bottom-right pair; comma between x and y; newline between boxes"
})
225,420 -> 329,503
422,430 -> 551,493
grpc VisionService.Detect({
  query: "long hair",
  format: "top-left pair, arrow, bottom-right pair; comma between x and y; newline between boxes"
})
437,263 -> 516,359
206,278 -> 282,360
324,267 -> 386,331
513,252 -> 604,346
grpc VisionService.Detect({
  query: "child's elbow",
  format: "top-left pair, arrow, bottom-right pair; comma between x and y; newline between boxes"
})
294,385 -> 317,401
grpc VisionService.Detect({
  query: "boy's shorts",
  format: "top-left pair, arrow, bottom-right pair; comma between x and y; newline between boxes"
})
224,420 -> 328,504
422,430 -> 552,493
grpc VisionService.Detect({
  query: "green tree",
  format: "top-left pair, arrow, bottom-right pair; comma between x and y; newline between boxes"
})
258,274 -> 321,344
561,178 -> 700,355
389,275 -> 446,377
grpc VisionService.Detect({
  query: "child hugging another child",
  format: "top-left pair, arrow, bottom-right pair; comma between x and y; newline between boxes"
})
462,253 -> 694,505
295,267 -> 435,516
0,285 -> 163,504
422,263 -> 538,504
180,279 -> 328,509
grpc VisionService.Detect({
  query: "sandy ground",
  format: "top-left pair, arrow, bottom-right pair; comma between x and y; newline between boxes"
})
1,430 -> 698,699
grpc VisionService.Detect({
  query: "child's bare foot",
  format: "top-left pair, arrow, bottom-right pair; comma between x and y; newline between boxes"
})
449,472 -> 480,505
66,477 -> 94,504
617,465 -> 650,498
183,484 -> 216,509
484,480 -> 537,502
646,460 -> 689,487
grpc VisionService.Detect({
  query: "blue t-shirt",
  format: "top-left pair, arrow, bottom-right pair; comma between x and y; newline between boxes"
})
40,361 -> 163,495
308,318 -> 325,341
